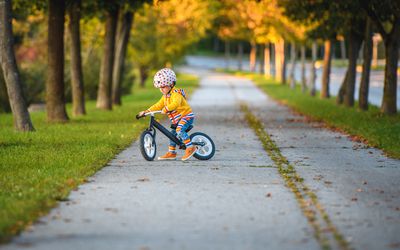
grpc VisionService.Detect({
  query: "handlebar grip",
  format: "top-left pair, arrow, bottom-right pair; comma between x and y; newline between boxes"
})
136,114 -> 142,119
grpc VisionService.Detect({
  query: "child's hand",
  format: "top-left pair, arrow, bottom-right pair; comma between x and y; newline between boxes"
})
161,108 -> 168,114
136,111 -> 146,119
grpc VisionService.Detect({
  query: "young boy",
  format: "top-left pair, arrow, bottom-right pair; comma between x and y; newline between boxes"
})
138,68 -> 197,161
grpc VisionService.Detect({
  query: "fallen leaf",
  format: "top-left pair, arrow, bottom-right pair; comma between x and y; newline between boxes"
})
137,177 -> 150,182
266,193 -> 271,198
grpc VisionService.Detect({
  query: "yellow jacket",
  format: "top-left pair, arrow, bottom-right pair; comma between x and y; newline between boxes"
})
147,87 -> 194,124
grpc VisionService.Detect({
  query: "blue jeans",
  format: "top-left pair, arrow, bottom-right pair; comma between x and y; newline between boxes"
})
169,117 -> 194,152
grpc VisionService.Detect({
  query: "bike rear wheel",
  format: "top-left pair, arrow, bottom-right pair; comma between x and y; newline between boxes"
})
140,131 -> 157,161
190,132 -> 215,160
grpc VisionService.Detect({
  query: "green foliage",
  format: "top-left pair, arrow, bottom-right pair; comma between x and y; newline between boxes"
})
279,0 -> 366,40
19,62 -> 47,105
130,1 -> 216,74
0,73 -> 198,242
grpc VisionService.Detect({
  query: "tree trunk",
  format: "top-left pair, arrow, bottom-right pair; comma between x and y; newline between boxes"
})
264,42 -> 270,78
309,41 -> 317,96
68,0 -> 86,116
249,41 -> 257,72
381,33 -> 399,114
275,39 -> 285,83
139,66 -> 148,88
238,42 -> 243,71
97,8 -> 118,110
213,37 -> 219,52
0,0 -> 34,131
259,44 -> 264,74
372,35 -> 379,68
282,42 -> 288,84
47,0 -> 68,122
337,70 -> 348,105
321,39 -> 333,98
0,68 -> 11,113
289,43 -> 296,89
224,40 -> 230,69
300,45 -> 306,93
112,10 -> 133,106
271,43 -> 275,77
344,30 -> 363,107
359,17 -> 373,111
340,39 -> 346,60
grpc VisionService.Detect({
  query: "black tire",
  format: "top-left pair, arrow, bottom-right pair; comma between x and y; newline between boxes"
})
140,131 -> 157,161
190,132 -> 215,160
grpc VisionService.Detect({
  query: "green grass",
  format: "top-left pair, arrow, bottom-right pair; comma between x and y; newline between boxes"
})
0,73 -> 198,241
220,70 -> 400,159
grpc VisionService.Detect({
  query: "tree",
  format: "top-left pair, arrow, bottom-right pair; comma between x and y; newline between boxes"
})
280,0 -> 342,97
321,39 -> 333,98
360,0 -> 400,114
309,41 -> 317,96
288,43 -> 297,89
300,44 -> 306,92
112,0 -> 150,105
96,4 -> 118,110
68,0 -> 86,116
216,0 -> 249,70
358,17 -> 373,110
343,16 -> 364,107
112,10 -> 133,105
130,0 -> 216,85
0,0 -> 34,131
47,0 -> 69,122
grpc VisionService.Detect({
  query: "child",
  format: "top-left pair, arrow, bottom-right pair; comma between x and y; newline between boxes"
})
138,68 -> 197,161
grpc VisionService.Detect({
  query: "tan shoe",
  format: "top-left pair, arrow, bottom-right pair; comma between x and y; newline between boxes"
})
181,146 -> 197,161
158,152 -> 177,160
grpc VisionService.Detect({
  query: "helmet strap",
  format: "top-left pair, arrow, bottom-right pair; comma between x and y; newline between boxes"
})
167,82 -> 175,94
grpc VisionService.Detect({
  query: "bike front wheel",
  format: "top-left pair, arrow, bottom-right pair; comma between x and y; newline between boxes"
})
140,131 -> 157,161
190,132 -> 215,160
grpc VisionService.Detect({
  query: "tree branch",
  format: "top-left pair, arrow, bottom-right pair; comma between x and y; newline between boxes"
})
360,3 -> 388,41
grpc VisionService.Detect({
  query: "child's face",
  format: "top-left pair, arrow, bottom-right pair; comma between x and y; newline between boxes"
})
160,86 -> 171,95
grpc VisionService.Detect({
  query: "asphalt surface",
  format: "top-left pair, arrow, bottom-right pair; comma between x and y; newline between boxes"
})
186,55 -> 400,109
1,65 -> 399,250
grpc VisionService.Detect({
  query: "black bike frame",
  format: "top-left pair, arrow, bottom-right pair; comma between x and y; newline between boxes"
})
149,116 -> 186,149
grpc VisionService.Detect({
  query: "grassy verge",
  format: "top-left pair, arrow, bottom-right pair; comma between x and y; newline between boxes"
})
219,69 -> 400,159
0,73 -> 198,242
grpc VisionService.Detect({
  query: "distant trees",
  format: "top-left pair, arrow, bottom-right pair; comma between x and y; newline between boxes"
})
280,0 -> 344,98
280,0 -> 398,114
130,0 -> 216,85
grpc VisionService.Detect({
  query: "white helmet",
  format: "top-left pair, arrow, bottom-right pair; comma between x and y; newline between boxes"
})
153,68 -> 177,88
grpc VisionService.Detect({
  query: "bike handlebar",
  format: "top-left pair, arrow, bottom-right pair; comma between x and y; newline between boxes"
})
136,110 -> 162,119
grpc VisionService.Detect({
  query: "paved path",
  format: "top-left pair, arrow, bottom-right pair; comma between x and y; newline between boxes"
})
2,67 -> 400,250
186,55 -> 400,109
